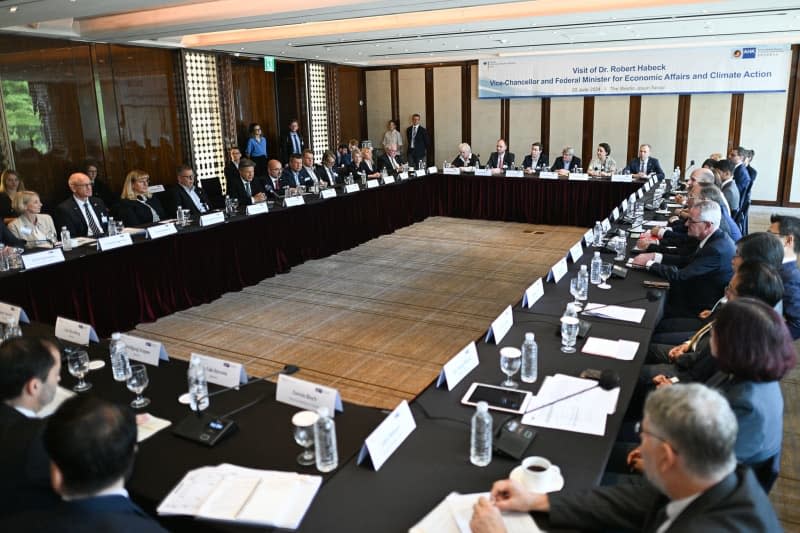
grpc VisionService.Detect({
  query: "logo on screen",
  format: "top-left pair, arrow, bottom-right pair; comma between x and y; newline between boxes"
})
732,49 -> 742,58
742,48 -> 756,59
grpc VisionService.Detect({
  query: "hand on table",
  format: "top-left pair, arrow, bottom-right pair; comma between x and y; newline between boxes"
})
632,252 -> 654,266
652,374 -> 674,388
470,497 -> 506,533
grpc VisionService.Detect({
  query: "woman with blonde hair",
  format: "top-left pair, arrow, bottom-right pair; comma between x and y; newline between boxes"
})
0,169 -> 25,219
117,170 -> 166,227
359,147 -> 381,178
7,190 -> 56,247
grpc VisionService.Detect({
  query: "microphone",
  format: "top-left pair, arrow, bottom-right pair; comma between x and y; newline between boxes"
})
208,363 -> 299,398
522,369 -> 620,416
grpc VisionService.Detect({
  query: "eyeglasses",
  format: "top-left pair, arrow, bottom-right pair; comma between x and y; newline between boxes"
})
134,178 -> 150,183
686,218 -> 707,225
635,421 -> 679,454
73,183 -> 92,188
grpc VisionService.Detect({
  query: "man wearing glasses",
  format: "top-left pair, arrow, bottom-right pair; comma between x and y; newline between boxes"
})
470,384 -> 779,532
54,173 -> 109,237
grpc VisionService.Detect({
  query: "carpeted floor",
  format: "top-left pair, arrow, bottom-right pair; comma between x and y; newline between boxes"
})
131,217 -> 584,409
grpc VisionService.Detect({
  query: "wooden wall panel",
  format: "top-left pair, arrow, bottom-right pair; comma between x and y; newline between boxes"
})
336,66 -> 365,145
781,45 -> 800,206
230,58 -> 278,160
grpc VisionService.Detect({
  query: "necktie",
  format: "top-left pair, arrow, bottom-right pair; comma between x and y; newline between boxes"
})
294,172 -> 300,187
292,133 -> 300,154
640,160 -> 646,174
244,181 -> 252,197
84,202 -> 102,236
498,154 -> 503,168
411,127 -> 417,148
327,168 -> 333,183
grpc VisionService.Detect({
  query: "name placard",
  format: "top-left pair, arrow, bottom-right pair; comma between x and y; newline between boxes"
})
97,233 -> 133,252
0,302 -> 29,325
284,196 -> 306,207
522,278 -> 544,309
443,167 -> 460,175
485,305 -> 513,344
119,333 -> 169,366
644,181 -> 652,192
146,223 -> 178,240
55,316 -> 99,345
276,374 -> 343,415
612,207 -> 620,220
415,168 -> 427,176
345,183 -> 360,193
190,353 -> 247,388
569,241 -> 584,263
629,193 -> 637,204
383,175 -> 396,184
548,257 -> 569,283
474,168 -> 492,176
200,211 -> 225,227
612,174 -> 633,182
436,341 -> 479,391
538,171 -> 558,179
427,166 -> 438,174
357,400 -> 416,471
621,198 -> 628,211
147,184 -> 166,193
568,173 -> 589,181
637,188 -> 645,199
602,218 -> 612,232
321,188 -> 337,199
246,202 -> 269,215
21,248 -> 65,270
505,170 -> 524,178
583,228 -> 595,246
366,179 -> 380,189
398,171 -> 410,180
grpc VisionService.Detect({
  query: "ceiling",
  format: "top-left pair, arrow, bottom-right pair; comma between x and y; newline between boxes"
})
0,0 -> 799,66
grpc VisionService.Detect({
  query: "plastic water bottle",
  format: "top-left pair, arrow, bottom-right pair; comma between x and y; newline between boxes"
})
520,332 -> 538,383
590,251 -> 602,285
109,332 -> 131,382
593,221 -> 604,247
578,265 -> 589,301
107,217 -> 117,236
187,355 -> 210,412
470,401 -> 493,467
314,407 -> 339,472
0,245 -> 8,272
60,226 -> 72,251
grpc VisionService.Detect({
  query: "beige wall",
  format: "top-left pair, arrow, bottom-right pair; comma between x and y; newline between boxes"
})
365,70 -> 391,151
434,66 -> 462,164
741,92 -> 787,202
549,97 -> 583,163
639,95 -> 679,172
592,95 -> 629,167
398,68 -> 426,152
686,94 -> 731,171
509,99 -> 541,159
470,68 -> 501,161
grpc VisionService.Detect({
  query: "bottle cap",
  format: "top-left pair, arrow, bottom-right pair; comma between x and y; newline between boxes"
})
594,251 -> 600,256
111,332 -> 121,340
525,332 -> 535,342
317,406 -> 330,418
476,401 -> 489,412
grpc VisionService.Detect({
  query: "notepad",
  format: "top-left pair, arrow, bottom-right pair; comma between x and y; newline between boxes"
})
582,303 -> 646,324
410,492 -> 539,533
581,336 -> 640,361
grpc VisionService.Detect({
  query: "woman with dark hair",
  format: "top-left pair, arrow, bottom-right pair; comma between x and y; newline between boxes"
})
734,231 -> 784,271
588,143 -> 616,177
245,123 -> 268,179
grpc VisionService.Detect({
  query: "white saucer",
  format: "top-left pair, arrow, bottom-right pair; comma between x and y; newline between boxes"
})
178,393 -> 191,405
510,464 -> 564,493
88,360 -> 106,370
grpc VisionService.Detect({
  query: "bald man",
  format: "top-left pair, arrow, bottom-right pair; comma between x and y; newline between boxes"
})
54,173 -> 109,237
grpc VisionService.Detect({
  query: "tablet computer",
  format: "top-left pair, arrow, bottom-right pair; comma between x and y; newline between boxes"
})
461,383 -> 533,414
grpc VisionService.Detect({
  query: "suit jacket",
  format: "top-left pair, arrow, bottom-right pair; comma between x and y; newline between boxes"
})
721,179 -> 740,216
0,193 -> 15,219
0,404 -> 59,515
1,225 -> 26,247
405,125 -> 429,159
746,165 -> 758,182
315,165 -> 339,186
522,153 -> 549,169
1,494 -> 168,533
282,131 -> 305,163
624,157 -> 665,179
550,156 -> 581,173
376,153 -> 406,175
733,163 -> 752,199
117,197 -> 166,227
223,161 -> 240,185
226,175 -> 267,206
54,196 -> 109,238
169,185 -> 210,217
486,151 -> 516,169
780,261 -> 800,340
649,229 -> 735,316
548,465 -> 780,532
279,168 -> 313,189
263,175 -> 283,199
451,154 -> 480,168
300,167 -> 318,186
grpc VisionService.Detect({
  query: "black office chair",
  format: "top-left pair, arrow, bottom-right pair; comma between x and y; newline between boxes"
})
751,451 -> 781,493
199,177 -> 225,209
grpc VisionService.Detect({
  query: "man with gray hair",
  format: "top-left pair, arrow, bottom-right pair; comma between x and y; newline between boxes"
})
470,384 -> 780,533
633,200 -> 735,316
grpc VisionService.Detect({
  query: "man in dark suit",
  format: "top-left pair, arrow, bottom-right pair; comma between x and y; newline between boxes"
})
728,146 -> 752,200
2,395 -> 167,532
280,153 -> 314,190
264,159 -> 285,199
316,151 -> 340,186
335,144 -> 351,169
169,164 -> 210,217
470,384 -> 780,533
223,147 -> 242,185
633,200 -> 735,317
550,146 -> 581,175
714,159 -> 740,216
83,161 -> 118,210
225,158 -> 267,206
282,119 -> 305,164
0,337 -> 62,515
405,113 -> 429,168
377,143 -> 406,176
486,139 -> 515,170
1,225 -> 25,248
770,214 -> 800,339
624,144 -> 665,180
300,149 -> 319,187
54,172 -> 109,237
521,142 -> 548,170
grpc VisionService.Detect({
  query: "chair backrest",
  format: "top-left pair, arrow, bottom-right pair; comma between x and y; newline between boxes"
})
751,451 -> 781,493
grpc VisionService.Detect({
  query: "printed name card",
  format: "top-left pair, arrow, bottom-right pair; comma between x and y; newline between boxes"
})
147,223 -> 178,240
568,173 -> 589,181
415,168 -> 427,176
436,341 -> 479,391
548,257 -> 569,283
522,278 -> 544,309
21,248 -> 65,270
505,170 -> 524,178
246,202 -> 269,215
200,211 -> 225,227
119,333 -> 169,366
621,198 -> 628,212
612,207 -> 620,220
427,166 -> 438,174
583,228 -> 595,245
629,193 -> 637,204
345,183 -> 360,193
55,316 -> 99,345
602,218 -> 612,232
147,184 -> 166,193
284,196 -> 306,207
190,353 -> 247,388
637,188 -> 645,199
357,400 -> 416,471
538,171 -> 558,179
97,233 -> 133,251
0,302 -> 29,325
612,174 -> 632,182
366,179 -> 380,189
276,374 -> 343,415
383,175 -> 396,184
398,171 -> 410,180
569,241 -> 584,263
485,305 -> 513,344
474,168 -> 492,176
644,181 -> 652,192
320,188 -> 337,199
443,167 -> 460,175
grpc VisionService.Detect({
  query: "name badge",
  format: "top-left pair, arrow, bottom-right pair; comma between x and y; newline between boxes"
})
443,167 -> 459,175
19,226 -> 32,235
55,316 -> 99,345
284,196 -> 305,207
321,188 -> 337,199
612,174 -> 633,182
0,302 -> 29,325
357,400 -> 416,471
485,305 -> 513,344
568,173 -> 589,181
276,374 -> 343,415
119,333 -> 169,366
427,166 -> 438,174
548,257 -> 568,283
246,202 -> 269,215
345,183 -> 360,193
21,248 -> 65,270
583,228 -> 595,246
398,171 -> 410,180
200,211 -> 225,226
190,352 -> 247,388
522,278 -> 544,309
146,223 -> 178,240
366,179 -> 380,189
383,175 -> 396,184
612,207 -> 620,220
436,341 -> 479,391
147,184 -> 166,193
569,241 -> 584,263
538,171 -> 558,179
474,168 -> 492,176
97,233 -> 133,251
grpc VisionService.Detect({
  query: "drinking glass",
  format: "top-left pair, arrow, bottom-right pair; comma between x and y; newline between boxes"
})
115,220 -> 124,234
9,248 -> 24,270
576,167 -> 583,175
127,364 -> 150,408
499,347 -> 522,388
599,262 -> 613,289
231,198 -> 239,212
67,350 -> 92,392
560,317 -> 580,353
614,238 -> 627,261
292,410 -> 319,466
569,278 -> 583,310
181,209 -> 191,226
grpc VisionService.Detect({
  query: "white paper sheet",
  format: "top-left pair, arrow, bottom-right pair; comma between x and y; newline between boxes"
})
409,492 -> 539,533
581,337 -> 640,361
582,303 -> 646,324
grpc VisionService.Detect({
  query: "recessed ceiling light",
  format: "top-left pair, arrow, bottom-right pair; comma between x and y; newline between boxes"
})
239,47 -> 244,50
9,6 -> 18,12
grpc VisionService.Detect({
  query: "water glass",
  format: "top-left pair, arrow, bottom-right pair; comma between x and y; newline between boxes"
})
499,347 -> 522,388
292,410 -> 319,466
560,317 -> 580,353
569,278 -> 583,310
576,167 -> 583,174
67,350 -> 92,392
127,364 -> 150,408
614,238 -> 627,261
599,262 -> 613,289
115,221 -> 124,234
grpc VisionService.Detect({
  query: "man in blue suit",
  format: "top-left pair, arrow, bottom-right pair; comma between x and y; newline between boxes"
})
769,214 -> 800,339
728,146 -> 752,200
632,200 -> 735,317
624,144 -> 665,180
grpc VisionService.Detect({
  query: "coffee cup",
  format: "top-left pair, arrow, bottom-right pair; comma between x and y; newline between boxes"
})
520,456 -> 555,492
